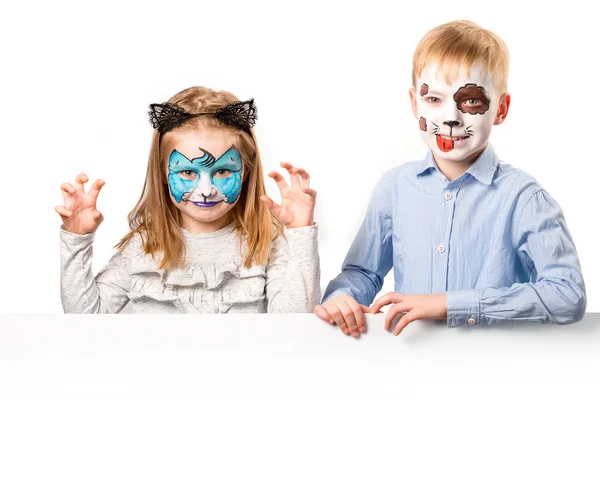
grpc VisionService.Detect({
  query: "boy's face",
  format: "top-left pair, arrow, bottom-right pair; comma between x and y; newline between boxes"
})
412,64 -> 503,162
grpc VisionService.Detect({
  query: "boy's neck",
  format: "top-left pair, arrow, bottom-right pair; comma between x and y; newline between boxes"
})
432,143 -> 487,182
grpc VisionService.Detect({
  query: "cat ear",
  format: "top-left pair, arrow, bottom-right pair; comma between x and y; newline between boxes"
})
213,99 -> 257,133
149,103 -> 196,134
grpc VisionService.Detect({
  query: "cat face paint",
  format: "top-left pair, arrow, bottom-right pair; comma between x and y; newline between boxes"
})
167,145 -> 243,207
415,64 -> 499,161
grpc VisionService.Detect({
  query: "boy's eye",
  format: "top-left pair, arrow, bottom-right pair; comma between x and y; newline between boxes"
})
466,98 -> 481,105
426,97 -> 441,103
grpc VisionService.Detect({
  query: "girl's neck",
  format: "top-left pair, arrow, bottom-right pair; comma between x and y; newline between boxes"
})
181,212 -> 233,234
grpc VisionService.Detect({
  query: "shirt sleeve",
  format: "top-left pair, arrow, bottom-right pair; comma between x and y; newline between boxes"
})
321,171 -> 394,306
60,227 -> 132,314
446,189 -> 587,327
265,224 -> 321,313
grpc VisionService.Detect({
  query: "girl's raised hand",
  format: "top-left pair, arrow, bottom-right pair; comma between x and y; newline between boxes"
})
55,172 -> 106,235
260,162 -> 317,228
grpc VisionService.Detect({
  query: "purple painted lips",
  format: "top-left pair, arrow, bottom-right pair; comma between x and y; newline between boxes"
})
192,201 -> 219,208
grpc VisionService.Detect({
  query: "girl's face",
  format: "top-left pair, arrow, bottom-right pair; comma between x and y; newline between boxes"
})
165,127 -> 243,226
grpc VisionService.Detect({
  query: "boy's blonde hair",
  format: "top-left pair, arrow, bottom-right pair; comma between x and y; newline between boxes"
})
116,86 -> 283,270
412,20 -> 510,94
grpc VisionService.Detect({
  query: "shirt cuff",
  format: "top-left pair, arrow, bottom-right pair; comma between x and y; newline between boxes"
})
60,226 -> 96,246
446,289 -> 481,327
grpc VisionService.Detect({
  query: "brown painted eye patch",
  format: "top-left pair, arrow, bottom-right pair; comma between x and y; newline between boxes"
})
420,84 -> 429,96
453,83 -> 490,114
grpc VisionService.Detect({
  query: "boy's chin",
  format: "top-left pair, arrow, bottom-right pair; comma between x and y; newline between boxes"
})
427,138 -> 487,163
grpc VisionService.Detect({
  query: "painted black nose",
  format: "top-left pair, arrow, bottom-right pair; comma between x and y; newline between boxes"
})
443,120 -> 460,128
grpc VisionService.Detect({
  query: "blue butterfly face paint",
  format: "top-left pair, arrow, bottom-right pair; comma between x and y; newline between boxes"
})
167,146 -> 243,208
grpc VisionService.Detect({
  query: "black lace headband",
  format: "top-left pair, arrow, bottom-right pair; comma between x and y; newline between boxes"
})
148,98 -> 257,134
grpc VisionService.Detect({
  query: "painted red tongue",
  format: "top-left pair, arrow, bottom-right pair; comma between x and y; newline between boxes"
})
436,135 -> 454,152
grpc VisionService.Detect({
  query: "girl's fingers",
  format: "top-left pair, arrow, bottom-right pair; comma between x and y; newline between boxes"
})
74,172 -> 89,192
93,210 -> 104,222
260,195 -> 281,216
302,187 -> 317,199
55,205 -> 73,218
280,162 -> 301,188
268,171 -> 289,193
88,179 -> 105,201
294,167 -> 311,190
60,183 -> 76,196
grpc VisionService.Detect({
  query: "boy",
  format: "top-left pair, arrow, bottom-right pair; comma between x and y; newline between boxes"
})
315,20 -> 586,337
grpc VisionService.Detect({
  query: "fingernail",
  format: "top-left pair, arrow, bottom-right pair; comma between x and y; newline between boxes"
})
359,326 -> 366,332
343,329 -> 349,335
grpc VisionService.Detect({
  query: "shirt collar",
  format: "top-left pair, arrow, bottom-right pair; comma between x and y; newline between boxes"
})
415,143 -> 499,186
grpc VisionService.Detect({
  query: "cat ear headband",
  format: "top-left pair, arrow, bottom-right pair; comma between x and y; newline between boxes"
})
148,98 -> 257,135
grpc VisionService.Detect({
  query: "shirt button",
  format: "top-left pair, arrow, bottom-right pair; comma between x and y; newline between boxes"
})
467,317 -> 476,325
444,192 -> 452,201
437,244 -> 446,253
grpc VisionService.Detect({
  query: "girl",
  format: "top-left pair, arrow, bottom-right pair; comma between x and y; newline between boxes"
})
56,86 -> 320,314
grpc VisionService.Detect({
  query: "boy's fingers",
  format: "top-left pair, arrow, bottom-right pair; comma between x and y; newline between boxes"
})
88,179 -> 105,200
314,305 -> 334,325
345,297 -> 367,333
372,292 -> 403,313
328,307 -> 349,334
55,205 -> 73,218
393,312 -> 418,336
385,303 -> 410,331
93,210 -> 103,222
337,299 -> 360,337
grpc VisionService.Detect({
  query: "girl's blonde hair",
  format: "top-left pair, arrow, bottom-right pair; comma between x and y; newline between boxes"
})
116,86 -> 283,269
412,20 -> 510,94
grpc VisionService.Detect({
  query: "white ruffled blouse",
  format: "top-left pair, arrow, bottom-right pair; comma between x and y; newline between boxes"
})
59,222 -> 320,314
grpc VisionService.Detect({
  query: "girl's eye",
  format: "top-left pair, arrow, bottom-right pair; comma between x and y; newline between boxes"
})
215,169 -> 231,176
180,170 -> 197,178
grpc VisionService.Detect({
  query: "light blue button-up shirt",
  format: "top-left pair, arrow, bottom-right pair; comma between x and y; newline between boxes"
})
322,144 -> 587,326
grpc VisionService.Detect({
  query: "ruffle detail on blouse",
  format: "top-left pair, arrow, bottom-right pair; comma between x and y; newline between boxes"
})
128,251 -> 266,289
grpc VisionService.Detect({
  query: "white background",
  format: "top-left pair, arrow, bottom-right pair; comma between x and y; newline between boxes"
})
0,0 -> 597,313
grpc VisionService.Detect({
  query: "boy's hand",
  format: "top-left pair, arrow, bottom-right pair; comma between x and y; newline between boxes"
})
55,172 -> 105,235
314,295 -> 370,338
371,293 -> 447,336
260,162 -> 317,228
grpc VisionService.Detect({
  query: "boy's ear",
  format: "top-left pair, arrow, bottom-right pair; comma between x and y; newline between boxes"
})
494,93 -> 511,125
409,87 -> 419,120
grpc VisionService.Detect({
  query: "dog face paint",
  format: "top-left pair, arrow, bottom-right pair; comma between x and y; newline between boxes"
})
168,146 -> 243,207
415,64 -> 499,161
